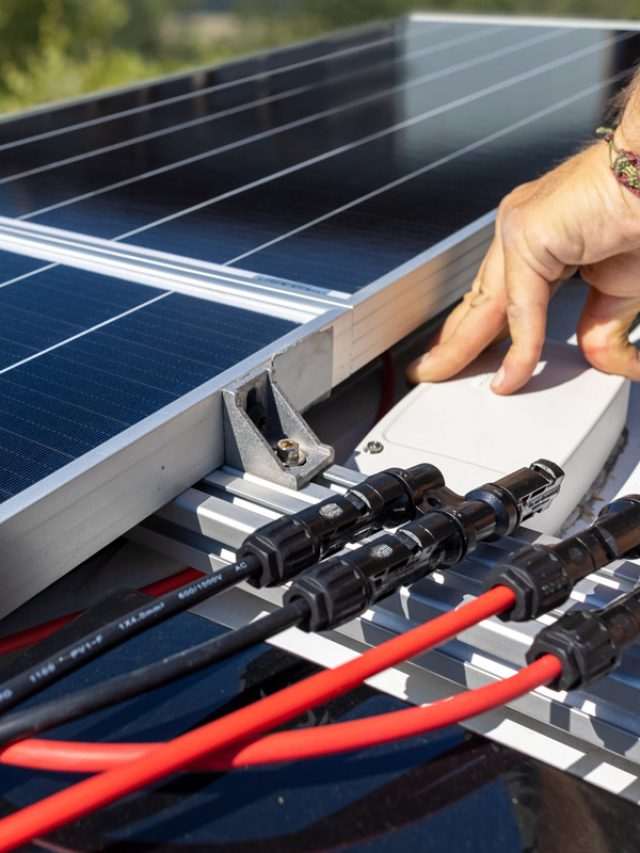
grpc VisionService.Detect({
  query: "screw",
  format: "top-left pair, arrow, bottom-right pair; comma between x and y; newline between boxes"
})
276,438 -> 306,467
364,440 -> 384,454
319,502 -> 343,519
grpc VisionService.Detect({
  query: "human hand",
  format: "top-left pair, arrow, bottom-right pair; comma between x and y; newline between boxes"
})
407,136 -> 640,395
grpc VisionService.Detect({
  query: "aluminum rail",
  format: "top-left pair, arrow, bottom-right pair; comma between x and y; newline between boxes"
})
129,463 -> 640,804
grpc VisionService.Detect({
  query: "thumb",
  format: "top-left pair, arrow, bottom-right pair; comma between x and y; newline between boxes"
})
577,289 -> 640,380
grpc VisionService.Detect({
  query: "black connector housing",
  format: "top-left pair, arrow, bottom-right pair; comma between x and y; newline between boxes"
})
467,459 -> 564,538
485,495 -> 640,622
286,461 -> 564,632
527,584 -> 640,690
238,464 -> 445,587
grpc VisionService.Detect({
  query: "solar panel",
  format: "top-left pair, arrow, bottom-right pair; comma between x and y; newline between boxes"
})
0,20 -> 398,150
0,13 -> 639,612
0,259 -> 297,503
0,20 -> 637,294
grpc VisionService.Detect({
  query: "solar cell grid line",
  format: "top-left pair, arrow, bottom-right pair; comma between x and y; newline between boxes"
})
223,71 -> 627,292
100,29 -> 636,276
0,17 -> 412,150
0,25 -> 633,296
0,272 -> 300,502
222,71 -> 621,279
0,249 -> 52,287
4,24 -> 570,223
0,23 -> 507,185
14,26 -> 607,256
0,260 -> 172,371
0,290 -> 172,376
0,21 -> 467,182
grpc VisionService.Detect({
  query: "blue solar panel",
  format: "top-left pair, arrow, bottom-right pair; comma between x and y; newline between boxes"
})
0,265 -> 297,502
0,249 -> 50,282
0,264 -> 165,367
0,21 -> 636,295
0,20 -> 396,151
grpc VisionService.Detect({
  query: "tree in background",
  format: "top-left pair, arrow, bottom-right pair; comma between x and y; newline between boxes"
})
0,0 -> 196,110
236,0 -> 640,31
1,0 -> 640,113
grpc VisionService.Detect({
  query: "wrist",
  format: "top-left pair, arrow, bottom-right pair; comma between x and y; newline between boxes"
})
615,121 -> 640,154
594,128 -> 640,243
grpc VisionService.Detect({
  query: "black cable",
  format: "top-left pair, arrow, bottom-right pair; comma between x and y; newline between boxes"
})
0,464 -> 444,716
0,557 -> 260,717
0,461 -> 563,743
485,495 -> 640,620
0,600 -> 309,745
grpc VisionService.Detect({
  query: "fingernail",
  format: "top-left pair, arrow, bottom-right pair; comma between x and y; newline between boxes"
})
491,365 -> 505,390
409,351 -> 429,370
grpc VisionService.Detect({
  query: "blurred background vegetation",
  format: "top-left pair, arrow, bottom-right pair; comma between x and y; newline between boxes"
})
1,0 -> 639,114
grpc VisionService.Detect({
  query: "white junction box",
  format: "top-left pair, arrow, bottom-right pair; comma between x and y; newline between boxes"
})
352,340 -> 630,534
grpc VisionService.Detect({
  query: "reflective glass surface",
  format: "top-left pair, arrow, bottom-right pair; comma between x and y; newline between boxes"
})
0,20 -> 638,292
0,258 -> 297,502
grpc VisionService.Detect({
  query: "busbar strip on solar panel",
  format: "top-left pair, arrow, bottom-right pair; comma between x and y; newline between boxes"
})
0,22 -> 635,292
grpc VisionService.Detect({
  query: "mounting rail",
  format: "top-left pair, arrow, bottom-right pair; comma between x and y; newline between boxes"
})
128,463 -> 640,804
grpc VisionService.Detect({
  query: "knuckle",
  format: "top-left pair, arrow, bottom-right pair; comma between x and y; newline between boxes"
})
577,330 -> 611,367
499,205 -> 526,245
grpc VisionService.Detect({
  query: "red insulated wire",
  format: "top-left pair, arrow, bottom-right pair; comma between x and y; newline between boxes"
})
138,568 -> 204,597
0,654 -> 561,775
0,568 -> 204,656
0,614 -> 79,657
0,586 -> 521,850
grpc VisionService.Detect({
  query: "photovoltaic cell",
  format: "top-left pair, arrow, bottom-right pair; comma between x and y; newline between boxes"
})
0,249 -> 51,283
0,265 -> 297,502
0,21 -> 448,182
0,20 -> 634,295
0,22 -> 522,219
0,20 -> 397,149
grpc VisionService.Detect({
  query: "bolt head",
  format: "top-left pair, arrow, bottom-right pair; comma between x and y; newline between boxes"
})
364,440 -> 384,454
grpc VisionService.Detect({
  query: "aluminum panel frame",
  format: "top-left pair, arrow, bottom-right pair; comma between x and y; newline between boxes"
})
0,312 -> 342,617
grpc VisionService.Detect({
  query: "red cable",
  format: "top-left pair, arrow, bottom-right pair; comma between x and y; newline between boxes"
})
0,654 -> 561,775
0,568 -> 204,656
0,586 -> 519,849
138,568 -> 203,598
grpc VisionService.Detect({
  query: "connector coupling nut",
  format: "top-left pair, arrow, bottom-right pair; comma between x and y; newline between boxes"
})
596,495 -> 640,560
484,542 -> 591,622
239,518 -> 317,587
284,557 -> 371,632
526,610 -> 618,691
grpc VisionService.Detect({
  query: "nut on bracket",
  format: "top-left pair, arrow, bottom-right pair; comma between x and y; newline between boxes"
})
222,368 -> 333,489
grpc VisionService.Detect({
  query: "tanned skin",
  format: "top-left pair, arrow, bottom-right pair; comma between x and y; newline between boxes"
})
407,72 -> 640,395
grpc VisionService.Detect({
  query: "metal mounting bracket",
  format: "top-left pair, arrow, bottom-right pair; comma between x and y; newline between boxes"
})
221,368 -> 334,489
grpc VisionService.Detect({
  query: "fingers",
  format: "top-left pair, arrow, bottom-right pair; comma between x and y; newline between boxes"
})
577,289 -> 640,380
435,250 -> 495,346
407,236 -> 508,383
490,252 -> 552,395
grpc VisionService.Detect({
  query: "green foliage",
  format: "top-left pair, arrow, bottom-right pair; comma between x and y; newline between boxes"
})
1,0 -> 640,114
237,0 -> 640,29
0,0 -> 196,112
